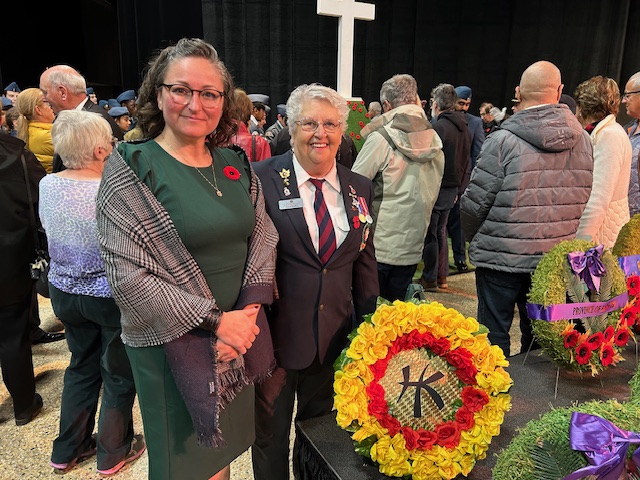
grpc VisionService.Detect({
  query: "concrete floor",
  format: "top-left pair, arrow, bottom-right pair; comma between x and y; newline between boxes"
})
0,270 -> 522,479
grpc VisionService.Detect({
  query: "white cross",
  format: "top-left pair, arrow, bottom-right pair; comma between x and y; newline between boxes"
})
317,0 -> 375,99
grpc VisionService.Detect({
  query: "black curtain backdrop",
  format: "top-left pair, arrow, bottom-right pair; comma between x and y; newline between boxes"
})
2,0 -> 638,124
126,0 -> 640,124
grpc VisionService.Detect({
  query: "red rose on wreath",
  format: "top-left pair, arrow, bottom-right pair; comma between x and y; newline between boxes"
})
461,386 -> 489,412
435,421 -> 461,448
416,429 -> 438,449
223,166 -> 241,180
455,407 -> 476,430
401,426 -> 419,450
430,337 -> 451,356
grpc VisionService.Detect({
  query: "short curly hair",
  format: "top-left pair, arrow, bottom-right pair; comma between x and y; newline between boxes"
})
574,75 -> 620,120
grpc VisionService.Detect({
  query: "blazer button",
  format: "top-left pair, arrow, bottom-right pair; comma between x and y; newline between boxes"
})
323,268 -> 328,275
319,304 -> 324,311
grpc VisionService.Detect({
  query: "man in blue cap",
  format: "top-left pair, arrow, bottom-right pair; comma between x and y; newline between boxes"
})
117,89 -> 137,131
446,85 -> 485,274
3,82 -> 21,105
264,103 -> 287,147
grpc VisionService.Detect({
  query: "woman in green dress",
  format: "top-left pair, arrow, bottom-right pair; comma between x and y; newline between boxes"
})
96,38 -> 278,480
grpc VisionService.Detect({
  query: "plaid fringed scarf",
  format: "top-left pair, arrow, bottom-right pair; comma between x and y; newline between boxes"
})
96,147 -> 278,447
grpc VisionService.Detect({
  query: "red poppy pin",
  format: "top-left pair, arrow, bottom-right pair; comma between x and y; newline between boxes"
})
223,166 -> 241,180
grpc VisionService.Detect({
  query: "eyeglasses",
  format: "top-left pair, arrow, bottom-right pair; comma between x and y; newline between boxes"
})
294,119 -> 342,133
622,90 -> 640,100
160,83 -> 225,107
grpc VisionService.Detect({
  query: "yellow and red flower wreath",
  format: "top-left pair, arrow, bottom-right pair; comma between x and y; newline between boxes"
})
333,300 -> 513,480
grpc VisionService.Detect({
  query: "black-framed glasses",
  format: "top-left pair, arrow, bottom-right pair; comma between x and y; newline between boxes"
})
623,90 -> 640,100
294,119 -> 342,133
160,83 -> 225,107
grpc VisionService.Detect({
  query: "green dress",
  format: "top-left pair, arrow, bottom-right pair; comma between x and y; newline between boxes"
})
119,140 -> 256,480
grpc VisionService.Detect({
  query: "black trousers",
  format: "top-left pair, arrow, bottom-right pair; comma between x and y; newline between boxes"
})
252,357 -> 335,480
49,285 -> 136,470
0,289 -> 37,417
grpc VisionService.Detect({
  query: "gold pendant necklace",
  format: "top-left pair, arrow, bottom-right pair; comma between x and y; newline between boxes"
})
161,134 -> 223,197
194,164 -> 223,197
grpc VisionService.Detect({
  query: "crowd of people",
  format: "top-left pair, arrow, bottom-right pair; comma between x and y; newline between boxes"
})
1,35 -> 640,479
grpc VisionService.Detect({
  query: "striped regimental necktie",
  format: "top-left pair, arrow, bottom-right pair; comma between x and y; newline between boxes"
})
309,178 -> 337,264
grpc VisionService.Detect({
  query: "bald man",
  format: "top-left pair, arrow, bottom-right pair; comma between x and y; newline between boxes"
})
622,71 -> 640,216
39,65 -> 124,173
460,61 -> 594,357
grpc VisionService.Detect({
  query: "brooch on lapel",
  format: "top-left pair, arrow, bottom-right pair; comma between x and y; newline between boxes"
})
279,168 -> 291,196
348,184 -> 373,252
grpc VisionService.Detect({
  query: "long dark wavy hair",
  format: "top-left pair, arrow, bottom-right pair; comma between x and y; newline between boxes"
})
136,37 -> 238,146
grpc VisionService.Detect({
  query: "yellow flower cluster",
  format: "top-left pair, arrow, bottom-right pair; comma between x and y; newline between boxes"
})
334,300 -> 513,479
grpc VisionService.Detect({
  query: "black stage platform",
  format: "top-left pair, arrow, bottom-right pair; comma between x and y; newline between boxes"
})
297,344 -> 639,479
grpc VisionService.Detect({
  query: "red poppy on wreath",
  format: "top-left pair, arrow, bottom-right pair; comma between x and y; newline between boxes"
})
349,131 -> 355,137
365,112 -> 370,118
355,134 -> 361,140
628,276 -> 640,297
621,307 -> 636,327
603,325 -> 615,342
575,342 -> 593,365
223,166 -> 241,180
614,329 -> 630,347
586,332 -> 604,350
352,104 -> 357,110
564,329 -> 580,348
361,100 -> 365,105
599,343 -> 615,366
358,107 -> 363,112
359,120 -> 365,127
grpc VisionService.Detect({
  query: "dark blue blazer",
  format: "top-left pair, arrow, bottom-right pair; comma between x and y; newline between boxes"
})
253,151 -> 379,369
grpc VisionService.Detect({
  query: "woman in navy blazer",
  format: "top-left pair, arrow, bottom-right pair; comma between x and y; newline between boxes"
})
251,83 -> 379,480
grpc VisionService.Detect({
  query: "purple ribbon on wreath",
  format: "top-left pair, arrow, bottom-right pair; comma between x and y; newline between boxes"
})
567,245 -> 606,293
563,412 -> 640,480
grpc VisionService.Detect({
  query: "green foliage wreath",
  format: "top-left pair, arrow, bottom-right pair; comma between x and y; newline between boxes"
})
529,239 -> 628,376
492,367 -> 640,480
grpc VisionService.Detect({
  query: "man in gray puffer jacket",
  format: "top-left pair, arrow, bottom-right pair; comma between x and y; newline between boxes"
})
460,60 -> 593,357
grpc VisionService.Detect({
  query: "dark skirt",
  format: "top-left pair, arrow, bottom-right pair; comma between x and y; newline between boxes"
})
126,344 -> 255,480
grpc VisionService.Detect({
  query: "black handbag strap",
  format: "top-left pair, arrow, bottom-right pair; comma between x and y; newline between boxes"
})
20,153 -> 43,254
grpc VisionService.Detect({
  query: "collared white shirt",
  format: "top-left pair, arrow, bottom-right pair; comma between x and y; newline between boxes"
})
292,155 -> 349,252
76,98 -> 90,110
